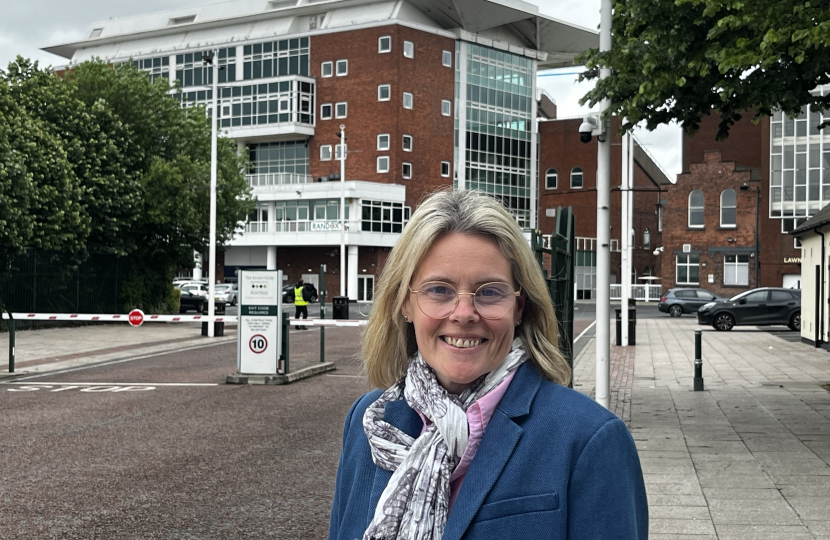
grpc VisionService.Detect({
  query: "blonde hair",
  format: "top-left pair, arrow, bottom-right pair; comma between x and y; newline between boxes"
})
362,188 -> 571,389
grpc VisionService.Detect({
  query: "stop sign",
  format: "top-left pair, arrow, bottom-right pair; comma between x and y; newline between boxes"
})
128,309 -> 145,327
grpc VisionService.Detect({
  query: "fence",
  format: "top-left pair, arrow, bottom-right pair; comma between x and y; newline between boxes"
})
610,284 -> 662,302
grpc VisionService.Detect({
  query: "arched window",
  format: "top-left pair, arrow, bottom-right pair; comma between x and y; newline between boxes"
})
720,189 -> 737,227
643,228 -> 651,248
643,266 -> 652,277
545,168 -> 557,189
570,167 -> 583,188
688,190 -> 704,228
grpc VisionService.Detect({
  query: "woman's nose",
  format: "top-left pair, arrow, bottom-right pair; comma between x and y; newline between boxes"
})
450,293 -> 479,322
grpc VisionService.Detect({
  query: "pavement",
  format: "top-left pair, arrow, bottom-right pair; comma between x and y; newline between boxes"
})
2,307 -> 830,538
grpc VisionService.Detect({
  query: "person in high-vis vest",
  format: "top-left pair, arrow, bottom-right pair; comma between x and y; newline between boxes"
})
294,279 -> 309,330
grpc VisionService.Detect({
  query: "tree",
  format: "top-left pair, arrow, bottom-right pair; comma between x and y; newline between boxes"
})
579,0 -> 830,139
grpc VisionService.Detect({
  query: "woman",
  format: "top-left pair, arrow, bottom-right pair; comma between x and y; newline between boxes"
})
329,189 -> 647,540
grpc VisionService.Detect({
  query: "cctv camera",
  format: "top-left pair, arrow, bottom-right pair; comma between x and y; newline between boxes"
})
579,120 -> 594,144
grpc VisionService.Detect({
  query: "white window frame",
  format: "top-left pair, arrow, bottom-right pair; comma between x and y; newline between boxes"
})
402,134 -> 413,152
320,103 -> 332,120
403,92 -> 413,109
402,162 -> 412,179
442,50 -> 452,67
676,254 -> 700,285
378,36 -> 391,53
336,59 -> 348,76
403,41 -> 414,58
320,145 -> 332,161
335,144 -> 345,161
321,61 -> 333,78
441,161 -> 450,177
378,84 -> 391,101
377,156 -> 390,173
570,167 -> 583,189
545,168 -> 557,190
643,228 -> 650,248
335,102 -> 347,119
724,254 -> 749,286
720,189 -> 737,228
441,100 -> 451,116
377,133 -> 390,151
688,189 -> 704,228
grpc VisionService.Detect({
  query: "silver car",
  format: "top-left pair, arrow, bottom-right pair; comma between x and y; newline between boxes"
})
214,284 -> 238,306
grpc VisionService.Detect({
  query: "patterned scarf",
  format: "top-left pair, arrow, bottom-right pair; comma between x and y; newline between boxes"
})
361,338 -> 528,540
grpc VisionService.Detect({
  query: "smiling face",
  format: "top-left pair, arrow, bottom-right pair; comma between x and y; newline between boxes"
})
402,232 -> 525,394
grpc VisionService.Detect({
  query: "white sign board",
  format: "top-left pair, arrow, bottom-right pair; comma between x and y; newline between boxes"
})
237,270 -> 282,374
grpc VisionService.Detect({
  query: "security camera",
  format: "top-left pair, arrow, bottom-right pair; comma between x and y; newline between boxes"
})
579,120 -> 594,144
578,115 -> 603,144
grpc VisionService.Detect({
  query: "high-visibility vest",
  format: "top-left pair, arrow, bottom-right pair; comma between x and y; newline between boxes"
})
294,286 -> 308,306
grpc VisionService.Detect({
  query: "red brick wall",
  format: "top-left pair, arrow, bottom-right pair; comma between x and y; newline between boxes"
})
310,26 -> 456,208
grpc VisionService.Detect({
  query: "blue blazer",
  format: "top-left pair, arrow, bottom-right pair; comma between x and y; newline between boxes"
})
328,362 -> 648,540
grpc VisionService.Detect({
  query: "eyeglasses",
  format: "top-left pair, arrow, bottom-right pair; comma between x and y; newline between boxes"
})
409,281 -> 520,320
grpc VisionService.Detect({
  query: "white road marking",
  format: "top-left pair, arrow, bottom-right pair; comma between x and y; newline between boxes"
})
574,320 -> 597,343
3,382 -> 218,387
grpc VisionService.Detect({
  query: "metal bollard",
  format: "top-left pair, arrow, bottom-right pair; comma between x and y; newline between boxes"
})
694,330 -> 704,391
8,313 -> 15,373
281,311 -> 290,374
319,264 -> 326,363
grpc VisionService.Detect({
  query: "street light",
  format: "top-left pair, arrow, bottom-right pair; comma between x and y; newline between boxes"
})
203,50 -> 220,337
336,125 -> 346,299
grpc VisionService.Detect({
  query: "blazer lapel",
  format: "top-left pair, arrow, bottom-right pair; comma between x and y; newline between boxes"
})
442,363 -> 543,540
366,398 -> 423,524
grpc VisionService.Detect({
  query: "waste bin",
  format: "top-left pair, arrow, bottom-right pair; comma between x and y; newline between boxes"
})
615,306 -> 636,346
202,301 -> 226,336
332,296 -> 349,320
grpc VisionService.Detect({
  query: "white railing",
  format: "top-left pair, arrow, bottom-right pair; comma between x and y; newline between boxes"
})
246,173 -> 313,187
610,284 -> 663,302
243,220 -> 353,233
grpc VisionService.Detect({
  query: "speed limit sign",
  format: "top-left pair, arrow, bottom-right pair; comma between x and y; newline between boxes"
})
249,334 -> 268,354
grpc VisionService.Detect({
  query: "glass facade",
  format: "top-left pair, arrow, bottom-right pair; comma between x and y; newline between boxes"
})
243,37 -> 310,79
770,89 -> 830,219
129,56 -> 169,84
248,140 -> 309,176
455,42 -> 536,226
176,48 -> 236,87
361,200 -> 411,233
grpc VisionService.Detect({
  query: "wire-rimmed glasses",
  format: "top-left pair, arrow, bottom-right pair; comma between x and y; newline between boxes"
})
409,281 -> 520,320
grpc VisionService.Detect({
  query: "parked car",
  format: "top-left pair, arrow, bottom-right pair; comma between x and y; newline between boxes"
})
173,278 -> 206,288
658,288 -> 723,317
282,282 -> 318,303
179,283 -> 209,295
214,283 -> 238,306
697,287 -> 801,331
178,289 -> 207,313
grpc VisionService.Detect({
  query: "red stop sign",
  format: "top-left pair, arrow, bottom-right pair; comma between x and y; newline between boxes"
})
128,309 -> 145,327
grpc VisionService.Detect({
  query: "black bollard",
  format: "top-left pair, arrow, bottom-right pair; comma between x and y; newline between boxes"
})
694,330 -> 704,391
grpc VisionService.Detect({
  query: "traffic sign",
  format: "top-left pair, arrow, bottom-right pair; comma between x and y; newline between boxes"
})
128,309 -> 145,327
249,334 -> 267,354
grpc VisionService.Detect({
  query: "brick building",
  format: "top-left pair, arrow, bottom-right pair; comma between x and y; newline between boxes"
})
538,117 -> 672,299
44,0 -> 596,299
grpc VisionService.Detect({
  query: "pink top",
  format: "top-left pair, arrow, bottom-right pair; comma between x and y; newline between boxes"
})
416,370 -> 518,511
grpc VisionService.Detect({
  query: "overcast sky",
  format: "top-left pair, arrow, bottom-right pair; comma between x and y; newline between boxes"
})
0,0 -> 681,178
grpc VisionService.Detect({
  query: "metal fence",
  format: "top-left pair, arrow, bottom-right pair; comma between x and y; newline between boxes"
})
610,284 -> 662,302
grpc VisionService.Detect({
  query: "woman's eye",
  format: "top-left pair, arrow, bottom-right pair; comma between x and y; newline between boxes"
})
425,285 -> 452,295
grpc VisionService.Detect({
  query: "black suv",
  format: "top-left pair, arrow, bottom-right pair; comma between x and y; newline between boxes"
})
658,288 -> 722,317
282,282 -> 318,303
697,287 -> 801,331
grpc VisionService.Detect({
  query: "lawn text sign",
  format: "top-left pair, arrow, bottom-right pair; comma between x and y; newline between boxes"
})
237,270 -> 282,374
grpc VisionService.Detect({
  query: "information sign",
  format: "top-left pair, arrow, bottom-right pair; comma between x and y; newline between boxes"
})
237,270 -> 282,374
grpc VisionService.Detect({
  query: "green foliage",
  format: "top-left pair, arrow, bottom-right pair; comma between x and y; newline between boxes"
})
578,0 -> 830,139
0,57 -> 254,312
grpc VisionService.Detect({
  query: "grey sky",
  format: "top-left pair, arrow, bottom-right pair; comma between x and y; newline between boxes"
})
0,0 -> 681,177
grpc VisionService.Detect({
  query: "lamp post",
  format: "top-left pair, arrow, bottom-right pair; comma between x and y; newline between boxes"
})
205,49 -> 219,337
337,124 -> 346,298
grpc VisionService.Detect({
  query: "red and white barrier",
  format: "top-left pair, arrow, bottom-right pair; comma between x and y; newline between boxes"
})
1,312 -> 366,327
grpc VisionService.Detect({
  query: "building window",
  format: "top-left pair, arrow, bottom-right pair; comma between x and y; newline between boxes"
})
570,167 -> 583,188
378,36 -> 391,53
441,100 -> 451,116
724,254 -> 749,285
378,84 -> 390,101
403,41 -> 414,58
131,55 -> 171,85
377,134 -> 390,151
688,190 -> 704,228
320,103 -> 332,120
361,200 -> 410,233
242,38 -> 309,80
321,61 -> 333,77
335,102 -> 347,118
643,228 -> 650,248
442,50 -> 452,67
377,156 -> 390,173
643,266 -> 651,277
441,161 -> 450,177
658,205 -> 663,232
545,168 -> 557,190
335,144 -> 346,161
720,189 -> 737,227
676,254 -> 700,285
248,140 -> 309,177
320,145 -> 332,161
402,162 -> 412,179
336,59 -> 348,76
402,135 -> 413,152
403,92 -> 413,109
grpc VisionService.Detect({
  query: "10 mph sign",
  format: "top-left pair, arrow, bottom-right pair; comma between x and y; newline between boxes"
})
249,334 -> 267,354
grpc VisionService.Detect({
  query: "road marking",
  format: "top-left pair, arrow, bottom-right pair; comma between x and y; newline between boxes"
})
325,374 -> 364,378
574,320 -> 597,343
2,382 -> 218,387
7,384 -> 156,392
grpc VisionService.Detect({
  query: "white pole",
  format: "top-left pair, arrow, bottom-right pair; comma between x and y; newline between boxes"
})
340,124 -> 346,298
621,131 -> 630,346
207,49 -> 219,338
628,134 -> 635,304
595,0 -> 613,409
